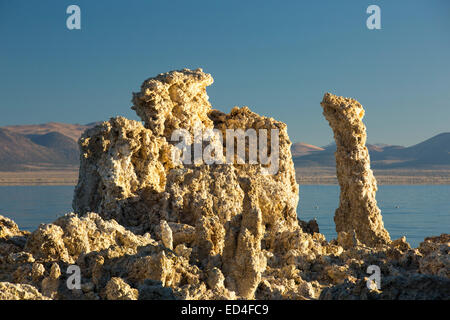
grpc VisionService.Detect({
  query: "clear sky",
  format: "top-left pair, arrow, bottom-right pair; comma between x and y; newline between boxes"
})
1,0 -> 449,147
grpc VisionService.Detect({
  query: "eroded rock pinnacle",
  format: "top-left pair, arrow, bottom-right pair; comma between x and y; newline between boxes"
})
320,92 -> 391,247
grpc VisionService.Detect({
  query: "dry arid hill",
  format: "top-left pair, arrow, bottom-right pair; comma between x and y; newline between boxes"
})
293,133 -> 450,169
0,121 -> 449,184
0,129 -> 70,171
3,122 -> 97,142
293,133 -> 450,184
0,122 -> 97,171
291,142 -> 324,157
370,132 -> 450,168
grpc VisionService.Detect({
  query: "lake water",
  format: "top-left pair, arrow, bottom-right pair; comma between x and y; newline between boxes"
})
0,185 -> 448,248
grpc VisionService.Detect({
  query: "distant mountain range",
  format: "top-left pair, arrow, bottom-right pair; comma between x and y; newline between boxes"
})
0,122 -> 97,171
0,122 -> 448,171
293,132 -> 450,169
291,142 -> 324,157
3,122 -> 97,142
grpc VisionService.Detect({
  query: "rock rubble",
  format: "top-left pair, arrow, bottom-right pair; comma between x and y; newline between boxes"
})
0,69 -> 448,300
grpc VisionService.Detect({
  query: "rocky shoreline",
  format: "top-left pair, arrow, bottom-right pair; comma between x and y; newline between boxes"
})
0,69 -> 448,300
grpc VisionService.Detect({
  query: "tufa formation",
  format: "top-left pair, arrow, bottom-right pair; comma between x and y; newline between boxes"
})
320,93 -> 391,247
0,69 -> 448,300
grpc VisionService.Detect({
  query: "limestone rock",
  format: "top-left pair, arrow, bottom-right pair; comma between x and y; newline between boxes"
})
320,274 -> 450,300
137,279 -> 177,300
0,215 -> 27,240
132,68 -> 214,137
41,263 -> 61,299
320,93 -> 391,247
160,220 -> 173,250
25,212 -> 156,264
0,215 -> 29,254
418,234 -> 450,278
31,263 -> 45,282
72,68 -> 300,299
337,231 -> 361,249
105,277 -> 138,300
1,70 -> 448,300
25,224 -> 70,263
207,267 -> 225,290
0,282 -> 49,300
298,218 -> 319,235
73,117 -> 174,226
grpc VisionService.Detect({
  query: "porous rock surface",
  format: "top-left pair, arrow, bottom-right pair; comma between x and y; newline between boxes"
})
320,93 -> 391,247
0,70 -> 448,300
0,282 -> 49,300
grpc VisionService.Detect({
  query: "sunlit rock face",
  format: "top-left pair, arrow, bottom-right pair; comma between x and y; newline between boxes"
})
72,68 -> 301,299
320,93 -> 391,247
1,70 -> 448,301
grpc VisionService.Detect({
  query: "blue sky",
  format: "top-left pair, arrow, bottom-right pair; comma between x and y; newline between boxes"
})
1,0 -> 449,146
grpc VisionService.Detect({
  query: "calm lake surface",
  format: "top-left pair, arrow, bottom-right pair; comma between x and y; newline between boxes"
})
0,185 -> 448,248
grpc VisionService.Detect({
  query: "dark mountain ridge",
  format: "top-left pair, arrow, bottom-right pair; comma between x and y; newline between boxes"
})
0,122 -> 448,171
294,132 -> 450,169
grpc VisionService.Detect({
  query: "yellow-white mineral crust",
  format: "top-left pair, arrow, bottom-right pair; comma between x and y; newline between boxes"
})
0,69 -> 448,300
320,93 -> 391,247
